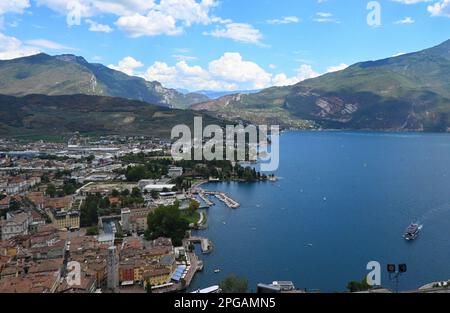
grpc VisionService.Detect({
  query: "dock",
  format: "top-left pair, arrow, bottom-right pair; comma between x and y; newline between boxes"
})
203,191 -> 240,209
198,191 -> 214,207
187,236 -> 213,254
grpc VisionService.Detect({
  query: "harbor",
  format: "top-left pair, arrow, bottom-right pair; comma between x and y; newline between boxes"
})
192,187 -> 241,209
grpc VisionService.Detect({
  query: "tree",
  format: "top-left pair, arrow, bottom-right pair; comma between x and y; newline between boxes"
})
80,195 -> 100,227
63,182 -> 77,195
41,174 -> 50,183
150,190 -> 159,200
145,279 -> 153,293
125,165 -> 148,182
111,189 -> 120,197
188,200 -> 200,215
86,155 -> 95,164
220,275 -> 248,293
346,277 -> 371,293
131,187 -> 141,198
46,184 -> 56,198
98,197 -> 110,209
86,226 -> 99,236
145,202 -> 189,246
121,189 -> 130,197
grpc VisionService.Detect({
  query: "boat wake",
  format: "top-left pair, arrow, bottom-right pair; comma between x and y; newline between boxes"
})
417,202 -> 450,225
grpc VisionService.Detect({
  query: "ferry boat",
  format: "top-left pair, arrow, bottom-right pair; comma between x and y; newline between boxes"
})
403,223 -> 422,241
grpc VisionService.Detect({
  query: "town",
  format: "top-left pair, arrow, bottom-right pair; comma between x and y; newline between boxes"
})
0,134 -> 270,293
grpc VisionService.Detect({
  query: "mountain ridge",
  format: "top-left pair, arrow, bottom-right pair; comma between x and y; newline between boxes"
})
0,53 -> 209,109
192,39 -> 450,132
0,93 -> 223,140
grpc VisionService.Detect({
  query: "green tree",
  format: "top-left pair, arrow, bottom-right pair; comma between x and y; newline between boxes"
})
150,190 -> 159,200
41,174 -> 50,183
188,200 -> 200,215
46,184 -> 57,198
131,187 -> 141,198
86,226 -> 99,236
145,202 -> 189,246
125,165 -> 148,182
98,197 -> 111,209
80,195 -> 100,227
220,275 -> 248,293
145,280 -> 153,293
63,181 -> 77,195
346,277 -> 371,293
111,189 -> 120,197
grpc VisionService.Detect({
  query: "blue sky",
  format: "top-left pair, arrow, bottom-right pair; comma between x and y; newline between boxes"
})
0,0 -> 449,91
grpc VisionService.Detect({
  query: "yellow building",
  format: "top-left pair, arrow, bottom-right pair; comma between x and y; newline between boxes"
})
48,209 -> 80,230
143,268 -> 172,286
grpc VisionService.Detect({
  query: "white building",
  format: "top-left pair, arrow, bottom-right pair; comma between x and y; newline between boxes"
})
168,167 -> 183,178
0,212 -> 32,240
143,184 -> 176,192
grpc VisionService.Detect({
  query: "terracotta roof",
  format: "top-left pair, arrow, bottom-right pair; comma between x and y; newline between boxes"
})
45,196 -> 73,209
27,192 -> 45,206
0,272 -> 59,293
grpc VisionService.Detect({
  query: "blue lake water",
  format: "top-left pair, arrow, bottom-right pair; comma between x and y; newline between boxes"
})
189,131 -> 450,292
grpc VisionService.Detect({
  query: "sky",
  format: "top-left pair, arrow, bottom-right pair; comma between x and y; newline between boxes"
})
0,0 -> 449,91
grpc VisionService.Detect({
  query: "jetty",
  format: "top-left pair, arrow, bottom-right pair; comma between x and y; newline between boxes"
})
187,236 -> 213,254
204,191 -> 240,209
198,191 -> 214,207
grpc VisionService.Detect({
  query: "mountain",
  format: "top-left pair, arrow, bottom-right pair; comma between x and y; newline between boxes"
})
193,39 -> 450,132
0,53 -> 208,109
0,94 -> 223,140
193,89 -> 262,100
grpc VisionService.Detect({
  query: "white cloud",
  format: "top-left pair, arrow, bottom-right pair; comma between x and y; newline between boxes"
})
0,31 -> 76,60
0,32 -> 40,60
272,65 -> 320,86
0,1 -> 30,15
204,23 -> 263,44
24,39 -> 75,50
35,0 -> 222,37
208,52 -> 272,88
267,16 -> 300,24
108,56 -> 144,75
313,12 -> 340,23
115,11 -> 181,37
326,63 -> 349,73
395,16 -> 415,24
109,54 -> 351,91
86,19 -> 113,32
392,0 -> 431,4
428,0 -> 450,17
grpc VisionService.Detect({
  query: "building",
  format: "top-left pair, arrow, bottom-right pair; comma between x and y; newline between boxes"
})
27,192 -> 45,210
118,237 -> 176,288
121,207 -> 155,234
168,167 -> 183,178
48,209 -> 80,230
107,246 -> 119,291
0,212 -> 32,240
0,272 -> 60,293
143,184 -> 176,192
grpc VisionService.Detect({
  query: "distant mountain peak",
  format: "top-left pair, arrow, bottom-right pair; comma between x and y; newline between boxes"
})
192,39 -> 450,132
54,54 -> 89,65
0,53 -> 209,109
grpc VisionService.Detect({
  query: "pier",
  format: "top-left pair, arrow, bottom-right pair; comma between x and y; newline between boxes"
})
204,191 -> 240,209
198,191 -> 214,207
187,236 -> 213,254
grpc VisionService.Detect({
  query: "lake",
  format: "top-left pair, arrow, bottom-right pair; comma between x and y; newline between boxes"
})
189,131 -> 450,292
